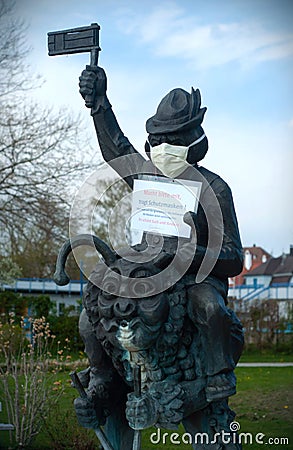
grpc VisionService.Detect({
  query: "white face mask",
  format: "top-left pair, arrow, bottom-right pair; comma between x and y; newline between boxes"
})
150,134 -> 206,178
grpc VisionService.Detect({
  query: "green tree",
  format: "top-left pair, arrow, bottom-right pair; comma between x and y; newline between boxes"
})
0,291 -> 54,324
29,294 -> 54,319
0,256 -> 21,286
49,305 -> 83,352
0,291 -> 27,322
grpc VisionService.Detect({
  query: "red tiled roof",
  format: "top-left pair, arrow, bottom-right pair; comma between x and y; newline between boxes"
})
243,246 -> 271,260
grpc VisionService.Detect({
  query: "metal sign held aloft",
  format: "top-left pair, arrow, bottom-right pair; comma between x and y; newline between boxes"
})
48,23 -> 101,66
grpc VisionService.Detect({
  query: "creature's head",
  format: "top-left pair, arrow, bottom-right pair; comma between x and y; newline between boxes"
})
84,247 -> 174,352
54,232 -> 196,389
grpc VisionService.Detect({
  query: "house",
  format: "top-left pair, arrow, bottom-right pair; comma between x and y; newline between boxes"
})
2,278 -> 84,316
244,246 -> 293,286
229,246 -> 293,319
229,244 -> 272,286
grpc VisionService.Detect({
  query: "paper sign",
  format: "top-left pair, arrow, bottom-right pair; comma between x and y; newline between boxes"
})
131,176 -> 202,238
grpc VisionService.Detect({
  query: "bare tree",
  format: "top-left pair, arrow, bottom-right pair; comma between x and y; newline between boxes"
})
0,1 -> 35,98
92,177 -> 132,249
0,1 -> 97,277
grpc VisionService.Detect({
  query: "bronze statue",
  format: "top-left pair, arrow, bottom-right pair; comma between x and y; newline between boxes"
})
54,61 -> 244,449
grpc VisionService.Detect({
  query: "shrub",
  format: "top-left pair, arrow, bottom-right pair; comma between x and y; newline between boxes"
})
0,315 -> 66,448
43,403 -> 96,450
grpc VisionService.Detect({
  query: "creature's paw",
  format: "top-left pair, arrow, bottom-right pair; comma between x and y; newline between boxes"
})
126,392 -> 159,430
74,397 -> 100,429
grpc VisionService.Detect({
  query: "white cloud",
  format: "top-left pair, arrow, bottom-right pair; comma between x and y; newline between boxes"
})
116,4 -> 293,70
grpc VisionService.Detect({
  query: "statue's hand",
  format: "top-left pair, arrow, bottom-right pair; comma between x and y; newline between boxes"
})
74,397 -> 103,429
79,66 -> 107,108
126,392 -> 159,430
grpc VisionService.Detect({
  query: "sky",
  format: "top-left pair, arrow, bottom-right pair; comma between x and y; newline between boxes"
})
13,0 -> 293,257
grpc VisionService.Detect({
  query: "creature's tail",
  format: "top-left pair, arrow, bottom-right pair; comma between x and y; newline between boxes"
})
53,234 -> 116,286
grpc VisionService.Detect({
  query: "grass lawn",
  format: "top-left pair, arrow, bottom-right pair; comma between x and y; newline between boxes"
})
228,367 -> 292,449
1,365 -> 292,449
239,348 -> 293,363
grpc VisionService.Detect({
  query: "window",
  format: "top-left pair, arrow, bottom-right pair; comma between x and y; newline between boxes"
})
58,302 -> 65,316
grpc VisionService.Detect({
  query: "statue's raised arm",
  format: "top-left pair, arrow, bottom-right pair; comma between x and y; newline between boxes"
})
79,66 -> 146,188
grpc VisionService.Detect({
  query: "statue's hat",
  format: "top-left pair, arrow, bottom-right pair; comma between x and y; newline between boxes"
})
146,87 -> 207,135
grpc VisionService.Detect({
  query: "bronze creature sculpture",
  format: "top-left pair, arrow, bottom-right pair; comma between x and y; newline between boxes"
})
54,60 -> 244,449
